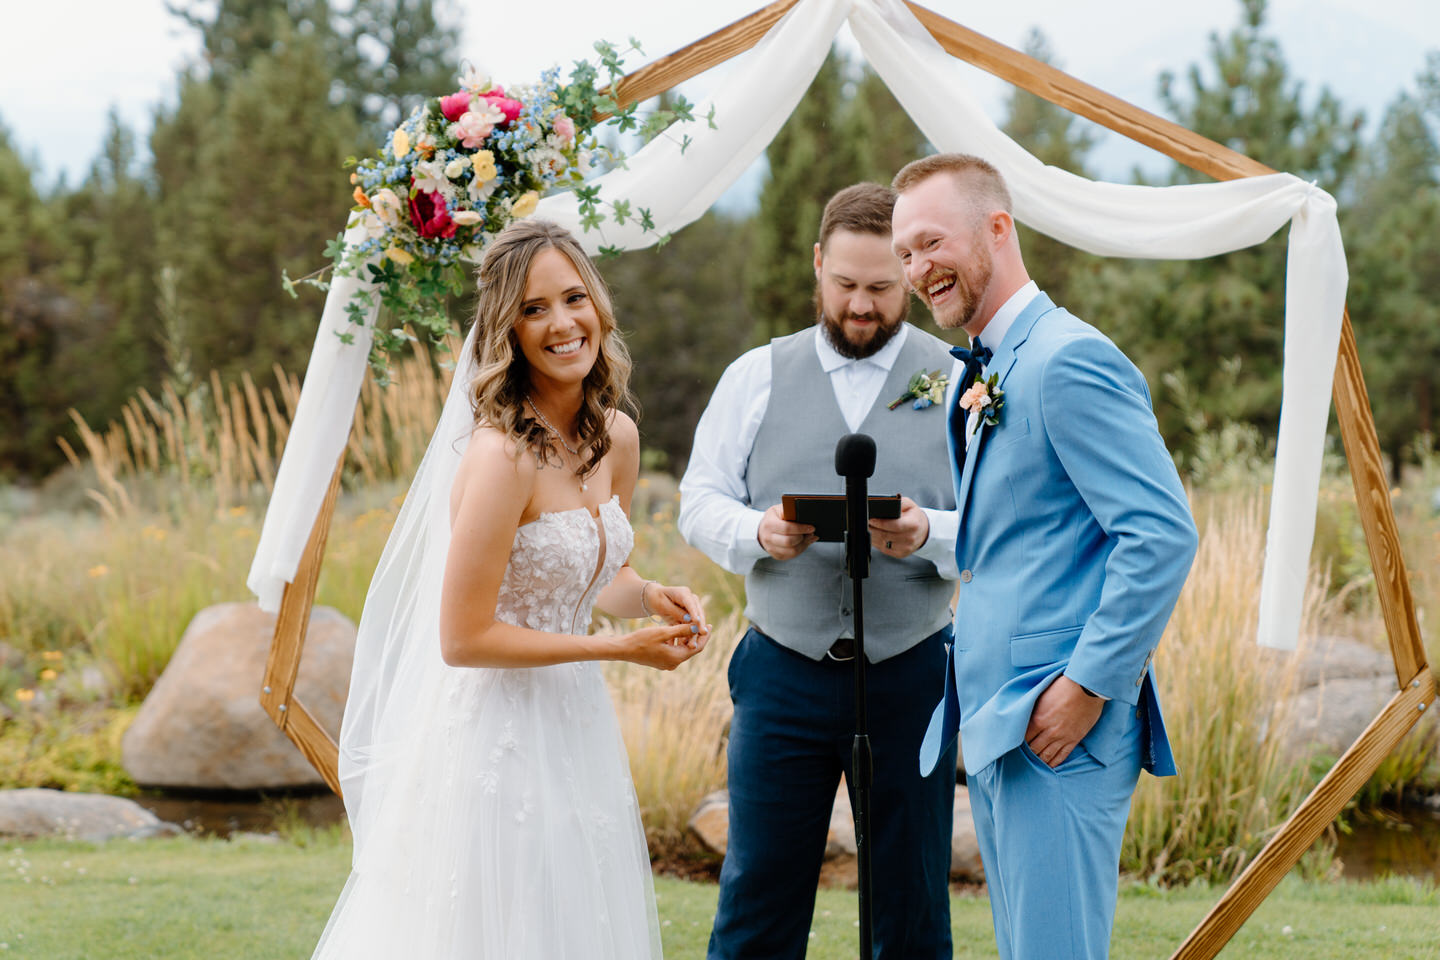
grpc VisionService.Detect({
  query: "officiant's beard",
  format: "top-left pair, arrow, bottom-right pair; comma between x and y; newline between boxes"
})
815,291 -> 908,360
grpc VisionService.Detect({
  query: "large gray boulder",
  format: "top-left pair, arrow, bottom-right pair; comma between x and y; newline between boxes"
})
1278,635 -> 1398,759
0,789 -> 179,840
121,603 -> 354,790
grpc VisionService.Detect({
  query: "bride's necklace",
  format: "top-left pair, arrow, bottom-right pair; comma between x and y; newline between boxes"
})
527,396 -> 588,492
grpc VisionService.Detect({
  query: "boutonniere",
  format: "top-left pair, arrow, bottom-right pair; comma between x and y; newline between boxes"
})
959,373 -> 1005,428
888,368 -> 949,410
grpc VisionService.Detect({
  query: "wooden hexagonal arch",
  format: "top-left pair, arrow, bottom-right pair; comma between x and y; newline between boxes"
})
260,3 -> 1433,956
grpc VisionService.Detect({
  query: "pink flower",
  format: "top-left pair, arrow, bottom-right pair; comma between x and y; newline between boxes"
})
453,101 -> 505,148
409,190 -> 457,239
959,382 -> 993,414
482,93 -> 523,126
552,114 -> 576,143
439,91 -> 472,122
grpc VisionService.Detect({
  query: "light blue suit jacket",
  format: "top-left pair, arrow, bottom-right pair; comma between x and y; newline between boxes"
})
920,293 -> 1197,778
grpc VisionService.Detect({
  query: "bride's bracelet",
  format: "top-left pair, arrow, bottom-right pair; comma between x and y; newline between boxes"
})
639,580 -> 659,618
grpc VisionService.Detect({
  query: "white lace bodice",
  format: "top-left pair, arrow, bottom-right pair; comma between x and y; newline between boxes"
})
494,496 -> 633,636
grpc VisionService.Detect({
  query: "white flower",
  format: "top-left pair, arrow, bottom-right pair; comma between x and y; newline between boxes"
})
411,159 -> 448,194
355,209 -> 387,240
467,176 -> 497,206
459,64 -> 490,95
451,209 -> 482,225
444,156 -> 471,179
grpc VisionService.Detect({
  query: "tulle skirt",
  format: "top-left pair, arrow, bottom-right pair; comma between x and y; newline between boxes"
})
311,660 -> 662,959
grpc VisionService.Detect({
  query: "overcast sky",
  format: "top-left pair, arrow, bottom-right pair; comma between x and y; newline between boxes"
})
2,0 -> 1435,195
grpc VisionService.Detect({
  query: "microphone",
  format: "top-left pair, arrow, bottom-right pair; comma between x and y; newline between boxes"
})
835,434 -> 875,579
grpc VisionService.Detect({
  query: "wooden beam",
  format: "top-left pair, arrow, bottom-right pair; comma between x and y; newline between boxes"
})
602,0 -> 801,117
902,2 -> 1271,183
1170,667 -> 1434,959
261,453 -> 345,792
1331,309 -> 1428,687
282,699 -> 342,797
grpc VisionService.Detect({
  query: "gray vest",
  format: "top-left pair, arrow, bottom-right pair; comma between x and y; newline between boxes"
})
744,325 -> 956,662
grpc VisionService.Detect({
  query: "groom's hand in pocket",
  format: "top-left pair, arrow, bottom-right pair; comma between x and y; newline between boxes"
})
757,504 -> 817,560
1025,675 -> 1104,767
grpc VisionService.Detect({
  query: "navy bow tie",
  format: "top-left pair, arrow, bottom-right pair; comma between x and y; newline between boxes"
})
950,338 -> 992,397
949,341 -> 992,368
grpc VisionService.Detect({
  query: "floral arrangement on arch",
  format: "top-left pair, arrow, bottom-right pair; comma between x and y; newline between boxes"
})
287,41 -> 708,383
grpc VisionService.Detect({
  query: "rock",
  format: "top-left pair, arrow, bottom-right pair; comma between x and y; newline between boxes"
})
687,782 -> 984,884
121,603 -> 355,790
949,787 -> 984,883
1281,675 -> 1397,759
1293,635 -> 1394,689
1270,635 -> 1400,760
827,782 -> 855,857
688,789 -> 729,855
0,789 -> 181,841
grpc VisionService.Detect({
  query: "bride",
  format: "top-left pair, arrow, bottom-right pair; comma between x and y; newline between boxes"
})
311,219 -> 711,958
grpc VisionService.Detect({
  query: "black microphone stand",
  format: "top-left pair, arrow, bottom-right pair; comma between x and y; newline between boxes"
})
835,434 -> 875,959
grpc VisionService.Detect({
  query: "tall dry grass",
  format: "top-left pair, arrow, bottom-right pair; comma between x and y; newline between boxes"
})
60,342 -> 453,516
1123,492 -> 1342,881
605,611 -> 741,855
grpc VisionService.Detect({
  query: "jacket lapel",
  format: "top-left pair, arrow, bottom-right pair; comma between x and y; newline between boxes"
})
952,293 -> 1055,539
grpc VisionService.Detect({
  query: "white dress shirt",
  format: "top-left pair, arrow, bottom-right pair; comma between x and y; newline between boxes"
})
679,323 -> 959,578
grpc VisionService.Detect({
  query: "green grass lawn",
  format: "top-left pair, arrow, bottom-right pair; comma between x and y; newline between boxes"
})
0,834 -> 1435,959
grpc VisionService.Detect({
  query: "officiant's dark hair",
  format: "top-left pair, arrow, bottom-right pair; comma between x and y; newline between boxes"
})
817,182 -> 896,251
892,154 -> 1012,222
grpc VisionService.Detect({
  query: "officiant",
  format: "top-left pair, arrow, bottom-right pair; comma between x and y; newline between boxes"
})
679,183 -> 960,960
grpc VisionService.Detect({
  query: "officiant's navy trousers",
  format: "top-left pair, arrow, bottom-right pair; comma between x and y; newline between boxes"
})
708,625 -> 956,960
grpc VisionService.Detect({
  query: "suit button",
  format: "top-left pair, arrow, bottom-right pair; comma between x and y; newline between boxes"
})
960,570 -> 973,583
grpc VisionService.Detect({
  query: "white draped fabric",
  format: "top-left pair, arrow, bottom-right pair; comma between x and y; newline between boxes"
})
247,0 -> 1347,650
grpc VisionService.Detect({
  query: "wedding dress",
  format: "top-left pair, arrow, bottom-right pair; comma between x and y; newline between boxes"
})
311,486 -> 663,957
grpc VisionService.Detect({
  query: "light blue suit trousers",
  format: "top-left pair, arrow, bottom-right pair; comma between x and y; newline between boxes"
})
920,293 -> 1197,959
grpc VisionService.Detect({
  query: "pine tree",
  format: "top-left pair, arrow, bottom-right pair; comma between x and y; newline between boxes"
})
152,26 -> 360,382
1348,79 -> 1440,473
744,49 -> 864,343
1067,0 -> 1363,454
599,213 -> 755,473
744,49 -> 931,344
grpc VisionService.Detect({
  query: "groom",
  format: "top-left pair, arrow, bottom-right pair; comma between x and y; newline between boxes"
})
892,154 -> 1198,959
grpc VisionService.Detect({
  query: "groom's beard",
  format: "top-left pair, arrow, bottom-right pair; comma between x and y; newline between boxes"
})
815,289 -> 909,360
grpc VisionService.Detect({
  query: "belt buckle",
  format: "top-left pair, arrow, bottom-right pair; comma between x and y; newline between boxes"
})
826,638 -> 856,662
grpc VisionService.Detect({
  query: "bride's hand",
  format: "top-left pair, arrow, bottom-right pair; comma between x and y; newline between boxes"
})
615,623 -> 709,671
642,582 -> 710,636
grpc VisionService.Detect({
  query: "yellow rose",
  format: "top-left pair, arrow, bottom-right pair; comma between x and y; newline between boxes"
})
472,150 -> 497,183
385,247 -> 415,265
511,191 -> 539,219
391,128 -> 411,159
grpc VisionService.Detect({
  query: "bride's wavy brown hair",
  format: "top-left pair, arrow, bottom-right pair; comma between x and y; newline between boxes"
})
469,219 -> 635,479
